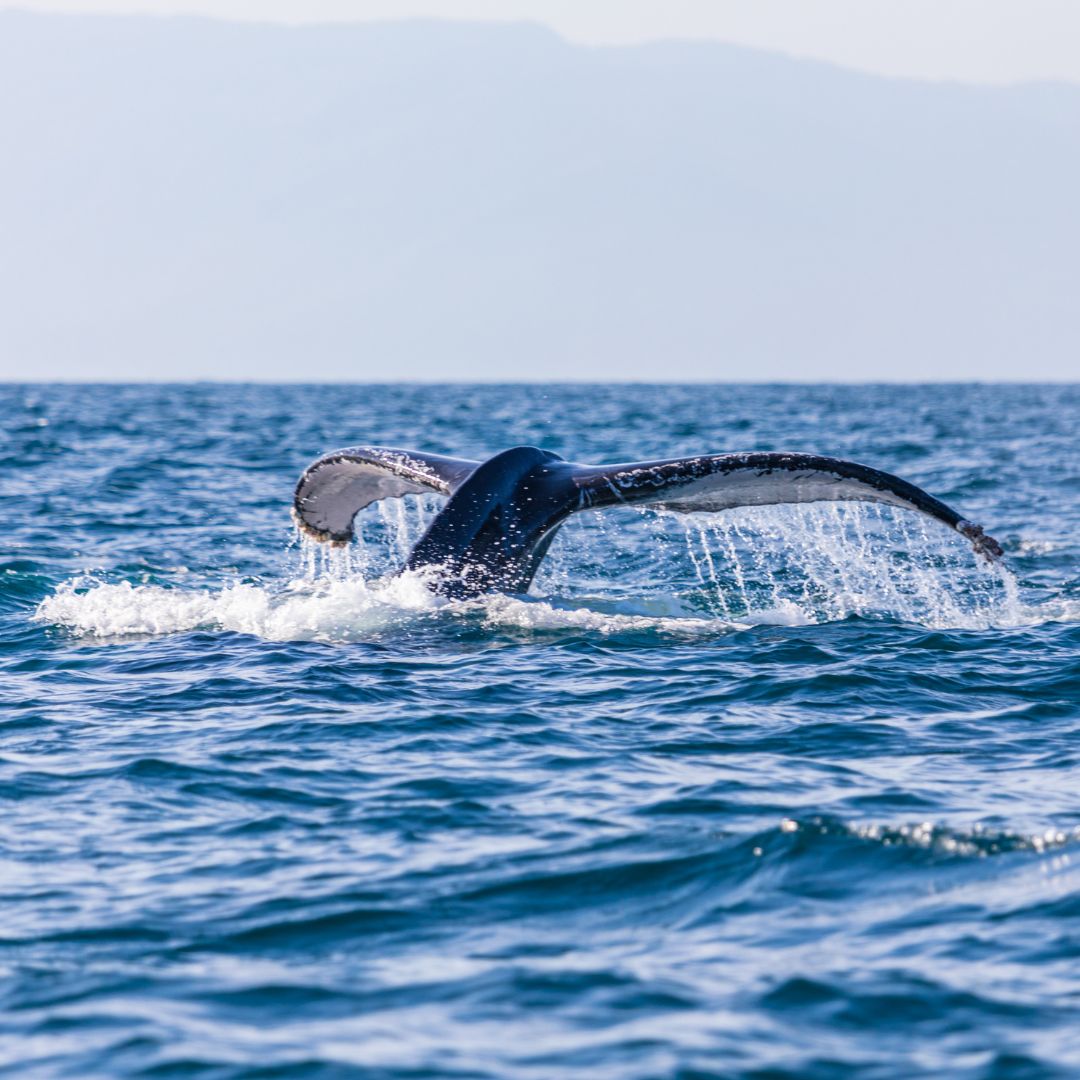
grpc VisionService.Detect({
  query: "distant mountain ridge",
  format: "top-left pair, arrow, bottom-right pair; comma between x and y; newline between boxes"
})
1,11 -> 1077,380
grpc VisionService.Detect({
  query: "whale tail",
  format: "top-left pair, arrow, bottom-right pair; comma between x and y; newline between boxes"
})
293,445 -> 1003,597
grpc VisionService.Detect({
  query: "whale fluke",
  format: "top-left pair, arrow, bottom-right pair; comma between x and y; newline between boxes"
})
292,446 -> 478,544
293,445 -> 1003,597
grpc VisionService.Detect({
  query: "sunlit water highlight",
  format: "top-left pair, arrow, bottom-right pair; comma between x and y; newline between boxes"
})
4,383 -> 1080,1079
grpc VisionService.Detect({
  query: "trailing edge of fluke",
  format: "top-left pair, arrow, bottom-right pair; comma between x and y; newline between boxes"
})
292,445 -> 1003,599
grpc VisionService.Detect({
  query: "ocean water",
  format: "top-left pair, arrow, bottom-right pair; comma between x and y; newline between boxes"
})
4,382 -> 1079,1080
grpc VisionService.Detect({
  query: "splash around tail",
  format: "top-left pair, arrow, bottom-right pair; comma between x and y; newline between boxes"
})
293,445 -> 1004,599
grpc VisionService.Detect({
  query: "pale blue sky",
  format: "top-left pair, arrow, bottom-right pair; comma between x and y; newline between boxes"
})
1,10 -> 1078,381
7,0 -> 1080,84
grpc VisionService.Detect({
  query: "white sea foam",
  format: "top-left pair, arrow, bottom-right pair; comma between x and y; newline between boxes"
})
34,572 -> 769,643
780,817 -> 1080,858
34,571 -> 446,643
34,502 -> 1071,644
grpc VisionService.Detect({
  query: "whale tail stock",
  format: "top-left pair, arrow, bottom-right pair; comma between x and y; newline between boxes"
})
292,445 -> 1003,598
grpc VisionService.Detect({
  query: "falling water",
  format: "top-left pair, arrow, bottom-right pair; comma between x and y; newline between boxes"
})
663,502 -> 1020,627
537,500 -> 1022,629
293,495 -> 1028,631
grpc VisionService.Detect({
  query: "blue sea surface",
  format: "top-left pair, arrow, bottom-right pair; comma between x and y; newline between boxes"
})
3,383 -> 1079,1079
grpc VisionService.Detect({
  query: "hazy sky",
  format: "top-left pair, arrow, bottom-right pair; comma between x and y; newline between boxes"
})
3,8 -> 1078,381
7,0 -> 1080,84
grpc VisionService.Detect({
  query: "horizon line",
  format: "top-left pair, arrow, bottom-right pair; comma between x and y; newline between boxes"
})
3,378 -> 1077,387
